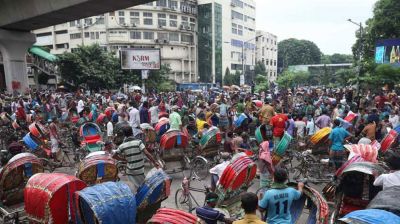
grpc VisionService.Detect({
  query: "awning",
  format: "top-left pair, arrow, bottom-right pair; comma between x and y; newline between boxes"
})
29,46 -> 57,62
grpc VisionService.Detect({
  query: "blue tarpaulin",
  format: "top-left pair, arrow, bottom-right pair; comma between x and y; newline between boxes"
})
340,209 -> 400,224
76,182 -> 136,224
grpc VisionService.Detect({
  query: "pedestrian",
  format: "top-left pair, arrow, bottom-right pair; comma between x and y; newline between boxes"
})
169,105 -> 182,130
328,119 -> 351,170
139,101 -> 150,124
233,192 -> 264,224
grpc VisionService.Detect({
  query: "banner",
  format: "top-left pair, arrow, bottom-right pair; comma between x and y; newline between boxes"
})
375,39 -> 400,67
120,49 -> 161,70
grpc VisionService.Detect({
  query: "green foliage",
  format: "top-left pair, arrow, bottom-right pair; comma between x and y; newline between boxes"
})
321,54 -> 354,64
278,38 -> 322,69
276,71 -> 310,89
57,44 -> 173,91
254,75 -> 269,93
360,64 -> 400,88
254,61 -> 267,76
224,70 -> 240,86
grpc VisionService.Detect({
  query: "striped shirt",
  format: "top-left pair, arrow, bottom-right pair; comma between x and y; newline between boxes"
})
116,137 -> 146,176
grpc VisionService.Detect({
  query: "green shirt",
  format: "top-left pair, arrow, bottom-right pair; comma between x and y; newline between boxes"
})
236,103 -> 245,114
169,112 -> 182,130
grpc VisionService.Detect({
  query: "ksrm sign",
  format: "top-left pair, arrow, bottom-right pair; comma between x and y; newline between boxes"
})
120,48 -> 161,70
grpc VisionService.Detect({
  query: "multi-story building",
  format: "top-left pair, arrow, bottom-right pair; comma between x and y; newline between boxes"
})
255,30 -> 278,82
198,0 -> 256,85
33,0 -> 198,83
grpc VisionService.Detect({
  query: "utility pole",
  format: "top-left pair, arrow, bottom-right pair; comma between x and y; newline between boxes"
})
348,19 -> 363,97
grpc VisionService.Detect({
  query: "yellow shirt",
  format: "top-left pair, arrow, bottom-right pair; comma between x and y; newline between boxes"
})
233,214 -> 266,224
196,118 -> 207,132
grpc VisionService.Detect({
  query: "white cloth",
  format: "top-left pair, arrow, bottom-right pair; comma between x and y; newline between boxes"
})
209,161 -> 230,177
128,107 -> 140,128
77,100 -> 84,113
50,137 -> 59,153
107,121 -> 114,137
389,115 -> 400,128
149,106 -> 159,124
295,120 -> 306,138
373,171 -> 400,190
306,120 -> 316,136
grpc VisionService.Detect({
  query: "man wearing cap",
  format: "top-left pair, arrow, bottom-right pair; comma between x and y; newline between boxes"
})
169,105 -> 182,130
196,192 -> 234,224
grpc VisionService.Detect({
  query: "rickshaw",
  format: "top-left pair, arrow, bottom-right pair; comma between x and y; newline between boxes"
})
310,127 -> 332,155
76,151 -> 118,185
75,182 -> 136,224
255,124 -> 270,144
190,127 -> 223,179
380,129 -> 398,153
136,169 -> 172,223
159,129 -> 190,174
155,117 -> 170,141
79,122 -> 103,152
24,173 -> 87,223
270,132 -> 293,166
0,153 -> 44,223
28,122 -> 49,140
148,208 -> 198,224
233,113 -> 249,133
328,162 -> 387,223
339,209 -> 400,224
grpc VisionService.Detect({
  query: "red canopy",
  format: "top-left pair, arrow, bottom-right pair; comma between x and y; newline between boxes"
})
24,173 -> 87,223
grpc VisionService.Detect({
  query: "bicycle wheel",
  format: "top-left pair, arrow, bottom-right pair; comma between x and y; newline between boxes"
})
190,157 -> 209,180
175,189 -> 192,212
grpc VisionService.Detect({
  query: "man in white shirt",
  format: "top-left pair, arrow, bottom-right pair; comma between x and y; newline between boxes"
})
128,101 -> 140,135
374,150 -> 400,190
77,97 -> 85,117
389,110 -> 400,129
306,117 -> 316,136
107,120 -> 114,141
295,117 -> 307,139
148,101 -> 159,127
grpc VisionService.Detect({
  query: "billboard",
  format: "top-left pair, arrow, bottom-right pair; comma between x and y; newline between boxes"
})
375,39 -> 400,67
120,48 -> 161,70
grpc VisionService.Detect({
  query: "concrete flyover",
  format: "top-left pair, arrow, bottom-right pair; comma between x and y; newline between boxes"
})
0,0 -> 153,93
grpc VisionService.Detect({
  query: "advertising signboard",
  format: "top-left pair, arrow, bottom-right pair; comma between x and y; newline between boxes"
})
375,39 -> 400,67
120,48 -> 161,70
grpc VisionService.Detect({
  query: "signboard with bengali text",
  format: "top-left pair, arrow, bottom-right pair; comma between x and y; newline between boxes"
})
120,48 -> 161,70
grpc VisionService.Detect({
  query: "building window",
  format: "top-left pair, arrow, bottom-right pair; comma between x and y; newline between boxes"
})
130,31 -> 141,39
84,32 -> 89,38
169,0 -> 178,9
232,0 -> 244,8
144,18 -> 153,25
169,14 -> 177,27
237,25 -> 243,36
55,30 -> 68,35
143,12 -> 153,25
181,16 -> 189,27
274,60 -> 277,66
56,43 -> 69,49
181,34 -> 193,43
232,23 -> 237,34
69,21 -> 75,27
156,0 -> 167,7
143,12 -> 152,17
118,11 -> 125,17
158,13 -> 167,27
119,17 -> 125,25
143,31 -> 154,40
231,10 -> 243,20
70,33 -> 81,39
130,17 -> 140,25
97,16 -> 105,24
169,32 -> 179,42
158,32 -> 168,40
84,18 -> 92,25
262,47 -> 265,56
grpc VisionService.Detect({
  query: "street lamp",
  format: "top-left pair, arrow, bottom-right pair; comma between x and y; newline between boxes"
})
242,35 -> 263,85
347,19 -> 363,97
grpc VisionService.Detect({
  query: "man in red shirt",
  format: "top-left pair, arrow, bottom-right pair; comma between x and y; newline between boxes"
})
270,113 -> 288,148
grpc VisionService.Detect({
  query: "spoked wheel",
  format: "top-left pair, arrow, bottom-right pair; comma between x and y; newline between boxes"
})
190,157 -> 209,180
175,189 -> 192,212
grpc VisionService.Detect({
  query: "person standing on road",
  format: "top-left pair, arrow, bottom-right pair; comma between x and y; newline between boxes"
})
328,119 -> 351,170
234,193 -> 265,224
149,101 -> 159,127
113,126 -> 159,193
259,168 -> 304,224
139,101 -> 150,124
169,105 -> 182,130
49,118 -> 61,162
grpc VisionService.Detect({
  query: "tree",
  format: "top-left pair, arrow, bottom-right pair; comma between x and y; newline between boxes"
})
254,75 -> 269,93
224,70 -> 240,86
254,61 -> 267,76
146,64 -> 174,91
321,54 -> 354,64
278,38 -> 322,70
276,70 -> 310,89
360,64 -> 400,90
57,44 -> 121,90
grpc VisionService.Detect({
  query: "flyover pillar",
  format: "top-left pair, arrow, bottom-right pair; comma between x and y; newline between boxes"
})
0,29 -> 35,94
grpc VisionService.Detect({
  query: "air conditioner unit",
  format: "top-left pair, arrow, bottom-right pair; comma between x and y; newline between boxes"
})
155,39 -> 160,43
186,26 -> 191,31
132,23 -> 137,27
163,39 -> 169,44
83,23 -> 89,28
180,25 -> 185,30
159,25 -> 164,28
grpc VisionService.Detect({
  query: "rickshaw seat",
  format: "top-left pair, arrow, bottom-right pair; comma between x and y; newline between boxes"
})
339,196 -> 369,216
84,135 -> 101,144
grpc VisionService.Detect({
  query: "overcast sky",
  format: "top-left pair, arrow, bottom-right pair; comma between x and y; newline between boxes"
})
256,0 -> 378,55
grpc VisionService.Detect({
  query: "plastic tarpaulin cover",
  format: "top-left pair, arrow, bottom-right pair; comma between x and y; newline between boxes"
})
76,182 -> 136,224
367,186 -> 400,214
340,209 -> 400,224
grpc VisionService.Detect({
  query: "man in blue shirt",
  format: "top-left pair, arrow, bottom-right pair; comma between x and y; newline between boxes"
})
259,168 -> 304,224
328,119 -> 351,170
196,192 -> 233,224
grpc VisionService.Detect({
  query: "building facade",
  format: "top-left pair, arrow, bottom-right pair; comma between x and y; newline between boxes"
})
33,0 -> 198,83
198,0 -> 256,85
255,30 -> 278,82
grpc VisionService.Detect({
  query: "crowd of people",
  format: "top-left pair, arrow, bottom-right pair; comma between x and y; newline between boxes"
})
1,86 -> 400,223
